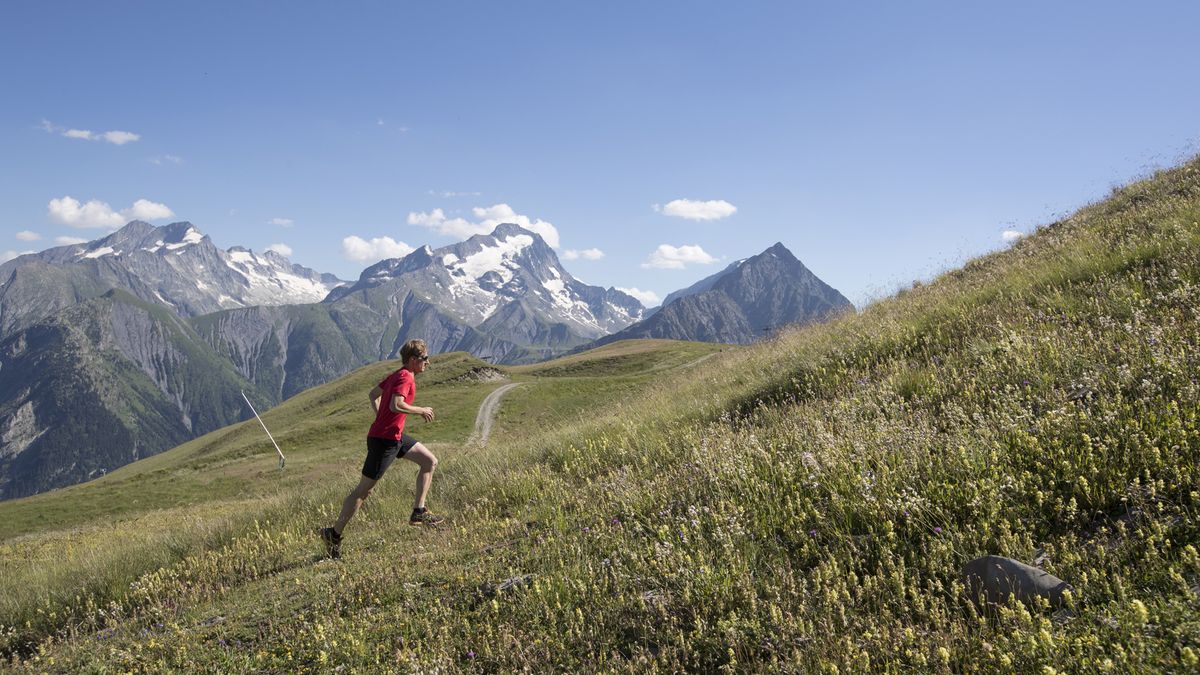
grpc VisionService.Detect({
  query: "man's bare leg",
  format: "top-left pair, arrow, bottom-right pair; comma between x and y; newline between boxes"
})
404,443 -> 438,511
334,475 -> 377,535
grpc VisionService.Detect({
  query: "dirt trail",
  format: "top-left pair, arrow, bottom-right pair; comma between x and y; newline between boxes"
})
464,351 -> 717,449
468,383 -> 521,447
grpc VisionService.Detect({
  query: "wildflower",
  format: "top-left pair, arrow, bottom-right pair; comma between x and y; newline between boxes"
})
809,529 -> 818,536
1130,599 -> 1149,624
467,650 -> 476,659
934,527 -> 943,535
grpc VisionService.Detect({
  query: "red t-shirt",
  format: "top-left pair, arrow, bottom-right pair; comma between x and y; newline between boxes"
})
367,368 -> 416,440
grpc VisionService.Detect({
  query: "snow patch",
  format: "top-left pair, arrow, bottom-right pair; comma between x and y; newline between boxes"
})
454,234 -> 533,280
152,290 -> 176,307
164,228 -> 203,251
228,250 -> 255,265
82,246 -> 118,259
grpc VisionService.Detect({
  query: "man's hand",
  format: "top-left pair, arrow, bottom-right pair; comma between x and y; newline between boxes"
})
420,407 -> 435,422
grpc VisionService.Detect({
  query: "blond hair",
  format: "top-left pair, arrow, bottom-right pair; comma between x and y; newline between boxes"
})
400,339 -> 428,364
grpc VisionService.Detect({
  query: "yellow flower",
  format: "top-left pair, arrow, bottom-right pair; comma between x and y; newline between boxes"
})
1130,599 -> 1149,624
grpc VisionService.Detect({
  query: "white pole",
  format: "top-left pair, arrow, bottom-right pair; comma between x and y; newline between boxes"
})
241,390 -> 286,470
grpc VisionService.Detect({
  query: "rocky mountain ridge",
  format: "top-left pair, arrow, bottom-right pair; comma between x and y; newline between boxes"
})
0,221 -> 346,338
592,242 -> 853,346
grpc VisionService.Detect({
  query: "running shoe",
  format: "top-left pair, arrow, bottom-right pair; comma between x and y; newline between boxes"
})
409,509 -> 445,526
318,527 -> 342,559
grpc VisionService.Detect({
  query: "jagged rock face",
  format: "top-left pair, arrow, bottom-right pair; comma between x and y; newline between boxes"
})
593,242 -> 854,346
0,221 -> 347,340
0,292 -> 267,500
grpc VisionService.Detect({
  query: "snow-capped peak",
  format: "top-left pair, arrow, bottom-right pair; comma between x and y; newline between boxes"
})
449,232 -> 534,281
337,223 -> 642,339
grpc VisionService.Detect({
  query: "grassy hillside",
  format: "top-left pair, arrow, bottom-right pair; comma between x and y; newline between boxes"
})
3,159 -> 1200,671
0,338 -> 721,662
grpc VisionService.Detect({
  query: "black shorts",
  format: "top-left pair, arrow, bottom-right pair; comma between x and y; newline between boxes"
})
362,434 -> 419,480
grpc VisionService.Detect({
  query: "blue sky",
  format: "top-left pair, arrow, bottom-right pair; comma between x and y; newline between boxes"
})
3,2 -> 1199,307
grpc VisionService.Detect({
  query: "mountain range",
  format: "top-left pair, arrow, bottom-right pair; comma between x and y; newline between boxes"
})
0,220 -> 848,498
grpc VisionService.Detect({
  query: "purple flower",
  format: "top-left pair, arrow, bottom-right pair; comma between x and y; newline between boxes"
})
467,650 -> 476,659
934,527 -> 943,535
611,517 -> 621,526
809,529 -> 817,536
581,527 -> 590,533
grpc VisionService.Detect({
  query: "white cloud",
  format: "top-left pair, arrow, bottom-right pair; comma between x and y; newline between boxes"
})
1001,230 -> 1025,242
2,250 -> 34,263
617,287 -> 661,307
641,244 -> 718,269
654,198 -> 738,221
407,208 -> 486,240
562,248 -> 605,261
266,243 -> 293,257
48,196 -> 175,229
149,155 -> 183,165
408,203 -> 561,248
16,230 -> 41,242
55,236 -> 88,245
124,199 -> 174,221
341,235 -> 415,263
40,119 -> 140,145
101,131 -> 140,145
428,190 -> 483,198
269,217 -> 295,227
48,197 -> 124,229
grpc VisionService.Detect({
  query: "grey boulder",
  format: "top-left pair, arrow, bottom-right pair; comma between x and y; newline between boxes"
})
961,555 -> 1072,608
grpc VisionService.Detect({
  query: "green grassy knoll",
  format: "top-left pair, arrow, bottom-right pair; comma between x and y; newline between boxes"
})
512,338 -> 726,378
492,340 -> 726,439
5,160 -> 1200,670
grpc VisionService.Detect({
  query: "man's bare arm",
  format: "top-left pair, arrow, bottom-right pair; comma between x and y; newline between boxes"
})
369,385 -> 383,414
391,395 -> 435,422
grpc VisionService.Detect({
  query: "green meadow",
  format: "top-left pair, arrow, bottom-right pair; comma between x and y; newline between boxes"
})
3,159 -> 1200,671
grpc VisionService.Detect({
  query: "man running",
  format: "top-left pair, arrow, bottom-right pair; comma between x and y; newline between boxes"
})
319,338 -> 444,559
